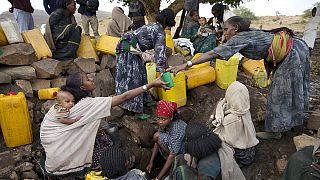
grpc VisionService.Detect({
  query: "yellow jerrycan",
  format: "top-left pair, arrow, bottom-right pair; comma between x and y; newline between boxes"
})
0,25 -> 9,46
185,66 -> 216,89
145,62 -> 158,99
22,28 -> 52,60
85,171 -> 106,180
38,88 -> 60,100
158,72 -> 187,108
0,92 -> 33,147
77,34 -> 99,62
215,54 -> 240,89
165,29 -> 175,55
190,53 -> 210,69
96,34 -> 120,56
242,58 -> 268,88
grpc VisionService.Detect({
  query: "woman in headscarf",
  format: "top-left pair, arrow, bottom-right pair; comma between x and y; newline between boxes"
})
44,0 -> 82,60
107,7 -> 132,37
210,81 -> 259,166
146,100 -> 187,180
181,10 -> 200,39
115,8 -> 176,114
169,16 -> 310,140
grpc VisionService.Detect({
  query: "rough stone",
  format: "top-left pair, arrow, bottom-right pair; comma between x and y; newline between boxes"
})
0,165 -> 14,178
0,72 -> 11,84
41,100 -> 57,115
307,111 -> 320,130
34,110 -> 44,123
29,109 -> 34,124
107,106 -> 124,121
100,54 -> 117,69
293,134 -> 316,151
247,86 -> 267,122
89,73 -> 101,97
27,100 -> 35,110
51,77 -> 66,88
167,54 -> 185,67
74,57 -> 96,73
0,43 -> 37,65
0,66 -> 36,80
58,59 -> 73,73
122,115 -> 157,148
66,61 -> 84,74
9,171 -> 18,180
31,58 -> 63,78
21,170 -> 39,179
0,83 -> 13,94
14,80 -> 33,97
276,156 -> 288,173
95,64 -> 101,72
96,69 -> 115,97
14,162 -> 34,172
177,106 -> 196,123
30,79 -> 51,91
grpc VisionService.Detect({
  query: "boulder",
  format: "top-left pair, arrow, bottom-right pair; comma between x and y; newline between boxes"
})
0,66 -> 36,80
51,77 -> 66,88
30,79 -> 51,91
21,170 -> 39,179
14,80 -> 33,97
31,58 -> 63,78
27,100 -> 35,110
34,110 -> 44,123
95,64 -> 101,72
100,54 -> 117,69
122,115 -> 157,148
74,57 -> 96,73
177,106 -> 196,123
307,111 -> 320,130
14,162 -> 34,172
0,72 -> 11,84
66,61 -> 84,74
41,100 -> 56,115
9,171 -> 18,180
96,69 -> 115,97
293,134 -> 316,151
58,59 -> 73,73
0,43 -> 37,65
107,106 -> 124,121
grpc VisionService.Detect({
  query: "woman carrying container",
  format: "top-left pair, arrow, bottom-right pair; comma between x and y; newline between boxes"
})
40,72 -> 168,175
115,8 -> 176,115
44,0 -> 81,60
169,16 -> 310,140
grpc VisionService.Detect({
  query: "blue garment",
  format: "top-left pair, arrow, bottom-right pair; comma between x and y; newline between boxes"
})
197,152 -> 221,179
43,0 -> 58,15
212,30 -> 310,133
13,8 -> 34,32
159,119 -> 187,155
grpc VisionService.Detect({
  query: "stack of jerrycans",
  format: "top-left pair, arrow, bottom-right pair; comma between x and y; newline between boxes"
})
242,58 -> 268,88
0,92 -> 32,147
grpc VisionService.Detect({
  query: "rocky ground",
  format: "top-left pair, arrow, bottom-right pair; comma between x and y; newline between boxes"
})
0,40 -> 320,180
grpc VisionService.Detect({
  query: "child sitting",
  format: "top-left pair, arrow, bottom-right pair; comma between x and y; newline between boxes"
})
197,17 -> 213,37
146,100 -> 187,180
54,90 -> 81,125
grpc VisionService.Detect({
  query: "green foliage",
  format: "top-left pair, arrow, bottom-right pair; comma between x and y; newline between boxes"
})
233,6 -> 258,20
302,9 -> 311,18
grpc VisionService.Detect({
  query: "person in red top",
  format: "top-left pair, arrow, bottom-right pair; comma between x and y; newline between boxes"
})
8,0 -> 34,32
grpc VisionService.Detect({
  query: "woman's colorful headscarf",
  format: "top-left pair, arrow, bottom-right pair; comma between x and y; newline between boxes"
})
156,100 -> 177,117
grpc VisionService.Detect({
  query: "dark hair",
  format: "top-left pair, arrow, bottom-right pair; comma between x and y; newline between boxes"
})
60,72 -> 90,103
100,146 -> 128,178
225,16 -> 251,32
58,0 -> 74,9
312,7 -> 317,12
156,8 -> 176,28
211,3 -> 224,22
185,122 -> 222,159
189,10 -> 198,17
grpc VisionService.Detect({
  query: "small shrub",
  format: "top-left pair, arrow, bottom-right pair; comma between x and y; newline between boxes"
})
233,6 -> 258,20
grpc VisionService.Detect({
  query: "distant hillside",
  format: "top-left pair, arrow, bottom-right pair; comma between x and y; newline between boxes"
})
0,9 -> 111,28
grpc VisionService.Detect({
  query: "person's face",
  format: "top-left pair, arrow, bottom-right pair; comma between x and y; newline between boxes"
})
191,12 -> 200,22
312,9 -> 316,17
223,22 -> 238,41
80,74 -> 96,91
59,92 -> 75,109
199,18 -> 207,26
67,0 -> 76,14
212,10 -> 219,18
156,116 -> 172,128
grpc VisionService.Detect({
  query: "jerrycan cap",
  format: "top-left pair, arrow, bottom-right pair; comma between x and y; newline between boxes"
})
53,91 -> 58,97
6,92 -> 17,96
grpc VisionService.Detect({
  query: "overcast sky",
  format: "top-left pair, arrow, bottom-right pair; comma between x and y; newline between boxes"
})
0,0 -> 318,17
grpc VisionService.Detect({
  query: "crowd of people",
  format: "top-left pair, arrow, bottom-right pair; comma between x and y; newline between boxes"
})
5,0 -> 320,179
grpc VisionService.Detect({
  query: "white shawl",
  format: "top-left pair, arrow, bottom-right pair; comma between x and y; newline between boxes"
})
212,81 -> 259,149
40,97 -> 112,175
302,4 -> 320,49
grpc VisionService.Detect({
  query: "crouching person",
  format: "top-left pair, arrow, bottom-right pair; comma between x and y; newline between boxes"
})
146,100 -> 187,180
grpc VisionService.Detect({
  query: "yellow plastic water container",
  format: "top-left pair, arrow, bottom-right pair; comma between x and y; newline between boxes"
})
165,29 -> 175,55
22,28 -> 52,60
185,66 -> 216,89
158,72 -> 187,108
242,59 -> 268,88
0,92 -> 32,147
191,53 -> 210,69
85,171 -> 105,180
0,25 -> 9,46
77,34 -> 98,61
38,88 -> 60,100
96,34 -> 120,56
215,54 -> 240,89
90,38 -> 96,49
145,62 -> 158,99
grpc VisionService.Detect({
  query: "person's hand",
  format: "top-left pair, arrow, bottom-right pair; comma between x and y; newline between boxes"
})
75,116 -> 82,121
207,17 -> 214,24
166,63 -> 188,76
151,77 -> 170,90
146,162 -> 153,173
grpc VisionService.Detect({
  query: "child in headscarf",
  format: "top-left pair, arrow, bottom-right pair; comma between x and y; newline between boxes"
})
209,81 -> 259,166
107,7 -> 132,37
146,100 -> 187,180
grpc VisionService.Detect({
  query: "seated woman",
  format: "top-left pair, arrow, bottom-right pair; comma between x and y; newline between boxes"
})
146,100 -> 187,180
170,122 -> 245,180
107,7 -> 132,37
40,72 -> 167,176
209,81 -> 259,166
44,0 -> 82,60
